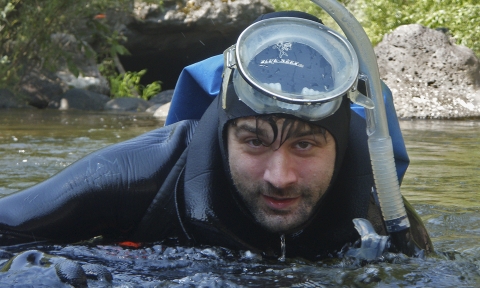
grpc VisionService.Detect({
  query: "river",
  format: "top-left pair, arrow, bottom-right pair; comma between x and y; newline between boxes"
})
0,109 -> 479,286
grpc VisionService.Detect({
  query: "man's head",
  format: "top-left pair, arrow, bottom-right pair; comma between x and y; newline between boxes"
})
217,11 -> 356,234
227,115 -> 336,233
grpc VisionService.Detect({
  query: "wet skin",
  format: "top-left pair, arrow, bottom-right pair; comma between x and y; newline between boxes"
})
227,117 -> 336,234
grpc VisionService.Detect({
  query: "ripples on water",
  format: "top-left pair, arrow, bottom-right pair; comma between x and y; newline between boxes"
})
0,110 -> 163,196
400,119 -> 480,257
0,110 -> 480,286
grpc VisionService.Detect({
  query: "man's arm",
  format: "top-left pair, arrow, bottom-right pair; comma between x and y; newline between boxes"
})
0,120 -> 197,243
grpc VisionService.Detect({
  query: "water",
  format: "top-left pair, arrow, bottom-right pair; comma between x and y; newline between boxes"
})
400,119 -> 480,257
0,109 -> 163,196
1,110 -> 480,286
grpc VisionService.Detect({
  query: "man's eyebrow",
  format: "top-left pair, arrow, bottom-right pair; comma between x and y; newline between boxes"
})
233,123 -> 268,138
289,129 -> 324,139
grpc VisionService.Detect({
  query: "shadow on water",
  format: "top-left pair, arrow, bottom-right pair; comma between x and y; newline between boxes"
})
1,110 -> 480,286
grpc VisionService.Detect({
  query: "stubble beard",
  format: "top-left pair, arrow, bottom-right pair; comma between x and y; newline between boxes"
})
231,173 -> 325,234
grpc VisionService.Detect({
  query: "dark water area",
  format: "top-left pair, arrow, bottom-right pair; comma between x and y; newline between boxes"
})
0,110 -> 480,287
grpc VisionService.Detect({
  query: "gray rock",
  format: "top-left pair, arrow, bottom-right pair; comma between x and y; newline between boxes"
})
19,68 -> 69,108
119,0 -> 274,89
55,259 -> 88,287
0,89 -> 31,108
48,88 -> 111,110
149,89 -> 174,105
18,34 -> 110,109
1,249 -> 111,287
153,102 -> 171,119
16,0 -> 272,109
105,97 -> 152,112
52,33 -> 110,96
375,24 -> 480,118
81,263 -> 113,282
146,103 -> 164,113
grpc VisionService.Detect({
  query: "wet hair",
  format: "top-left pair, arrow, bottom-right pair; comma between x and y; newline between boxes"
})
228,114 -> 328,149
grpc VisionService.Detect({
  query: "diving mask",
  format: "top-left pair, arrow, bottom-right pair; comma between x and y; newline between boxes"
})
221,17 -> 360,121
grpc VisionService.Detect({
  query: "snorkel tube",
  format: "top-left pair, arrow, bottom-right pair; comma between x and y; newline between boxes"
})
311,0 -> 420,256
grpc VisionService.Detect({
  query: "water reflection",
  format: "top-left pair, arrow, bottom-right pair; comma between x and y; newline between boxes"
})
400,119 -> 480,256
0,109 -> 163,196
0,110 -> 480,286
401,120 -> 480,208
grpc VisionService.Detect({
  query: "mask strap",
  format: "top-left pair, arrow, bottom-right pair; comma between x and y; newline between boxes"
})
348,74 -> 375,109
222,45 -> 236,110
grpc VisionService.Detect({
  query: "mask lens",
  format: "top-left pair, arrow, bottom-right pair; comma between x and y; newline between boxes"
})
247,42 -> 334,99
224,17 -> 359,121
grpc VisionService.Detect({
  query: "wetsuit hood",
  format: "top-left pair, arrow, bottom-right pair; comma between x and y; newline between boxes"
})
181,12 -> 365,259
215,11 -> 352,235
182,85 -> 372,260
217,85 -> 351,229
218,10 -> 351,187
218,83 -> 351,187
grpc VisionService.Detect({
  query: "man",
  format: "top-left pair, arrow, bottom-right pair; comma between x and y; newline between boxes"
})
0,11 -> 431,260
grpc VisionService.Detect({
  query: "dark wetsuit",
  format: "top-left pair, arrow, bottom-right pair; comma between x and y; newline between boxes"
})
0,94 -> 432,260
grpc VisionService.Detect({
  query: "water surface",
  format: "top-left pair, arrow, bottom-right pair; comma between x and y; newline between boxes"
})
400,119 -> 480,256
0,109 -> 163,196
0,110 -> 479,286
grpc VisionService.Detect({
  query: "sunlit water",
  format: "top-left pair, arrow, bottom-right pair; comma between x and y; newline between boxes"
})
0,109 -> 480,287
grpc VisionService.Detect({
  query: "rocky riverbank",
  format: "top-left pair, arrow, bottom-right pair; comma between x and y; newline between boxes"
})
1,0 -> 479,119
375,24 -> 480,119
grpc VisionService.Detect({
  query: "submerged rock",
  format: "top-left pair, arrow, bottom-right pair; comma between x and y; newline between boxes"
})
81,263 -> 113,282
0,249 -> 112,287
55,259 -> 88,287
0,243 -> 479,286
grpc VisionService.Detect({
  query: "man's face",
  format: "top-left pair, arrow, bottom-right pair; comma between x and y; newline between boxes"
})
227,117 -> 336,234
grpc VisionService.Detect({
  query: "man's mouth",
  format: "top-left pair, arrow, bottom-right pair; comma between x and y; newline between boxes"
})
262,195 -> 300,210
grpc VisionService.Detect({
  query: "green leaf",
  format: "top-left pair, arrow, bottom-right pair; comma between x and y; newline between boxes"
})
66,58 -> 80,78
114,44 -> 130,56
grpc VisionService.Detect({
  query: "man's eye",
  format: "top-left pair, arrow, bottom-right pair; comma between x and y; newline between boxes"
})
295,141 -> 312,149
248,139 -> 263,147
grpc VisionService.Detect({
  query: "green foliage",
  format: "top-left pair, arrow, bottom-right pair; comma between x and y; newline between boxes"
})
109,70 -> 162,101
0,0 -> 126,89
142,81 -> 162,100
269,0 -> 353,34
270,0 -> 480,57
416,2 -> 480,57
356,0 -> 480,56
0,0 -> 164,93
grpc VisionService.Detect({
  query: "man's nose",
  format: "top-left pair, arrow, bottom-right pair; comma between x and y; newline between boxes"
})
263,148 -> 298,189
